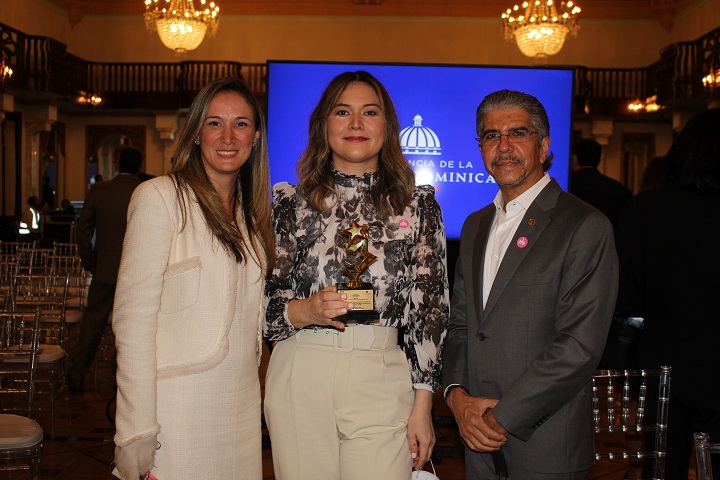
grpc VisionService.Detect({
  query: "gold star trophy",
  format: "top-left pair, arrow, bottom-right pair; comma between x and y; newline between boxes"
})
336,220 -> 380,323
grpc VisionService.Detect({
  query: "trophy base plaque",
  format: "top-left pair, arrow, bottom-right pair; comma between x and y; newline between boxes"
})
336,282 -> 380,324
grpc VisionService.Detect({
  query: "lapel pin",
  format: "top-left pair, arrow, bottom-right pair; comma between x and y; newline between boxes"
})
528,219 -> 536,226
517,237 -> 529,248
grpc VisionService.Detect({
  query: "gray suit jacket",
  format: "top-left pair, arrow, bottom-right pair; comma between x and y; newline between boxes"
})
442,179 -> 618,473
77,173 -> 142,284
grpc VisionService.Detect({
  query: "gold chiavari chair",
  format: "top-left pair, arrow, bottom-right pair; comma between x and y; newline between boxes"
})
15,248 -> 54,275
49,254 -> 87,350
0,255 -> 19,310
52,242 -> 78,258
0,309 -> 43,479
10,274 -> 72,438
0,241 -> 37,257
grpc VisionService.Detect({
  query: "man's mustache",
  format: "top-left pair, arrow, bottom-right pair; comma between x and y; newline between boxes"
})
491,156 -> 524,167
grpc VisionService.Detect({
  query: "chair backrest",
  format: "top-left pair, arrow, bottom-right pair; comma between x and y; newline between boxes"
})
10,273 -> 70,348
0,256 -> 20,310
592,366 -> 672,480
52,242 -> 78,257
0,241 -> 37,256
49,254 -> 83,276
695,432 -> 720,480
0,309 -> 42,415
15,248 -> 54,275
50,255 -> 88,314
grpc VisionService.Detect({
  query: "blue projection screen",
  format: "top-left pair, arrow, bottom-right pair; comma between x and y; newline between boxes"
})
267,61 -> 574,239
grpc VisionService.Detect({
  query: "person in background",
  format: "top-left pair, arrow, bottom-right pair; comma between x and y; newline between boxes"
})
615,107 -> 720,479
66,146 -> 143,393
111,77 -> 274,480
570,138 -> 627,228
60,198 -> 76,215
137,172 -> 156,182
637,156 -> 668,193
264,70 -> 449,480
443,90 -> 618,479
18,195 -> 42,240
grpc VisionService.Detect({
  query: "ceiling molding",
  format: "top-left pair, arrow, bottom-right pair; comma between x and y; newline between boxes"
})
48,0 -> 678,20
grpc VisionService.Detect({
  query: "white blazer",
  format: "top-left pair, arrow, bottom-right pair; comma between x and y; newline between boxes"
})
113,175 -> 265,447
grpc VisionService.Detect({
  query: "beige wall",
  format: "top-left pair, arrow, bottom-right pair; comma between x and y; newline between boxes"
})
672,0 -> 720,42
58,113 -> 170,202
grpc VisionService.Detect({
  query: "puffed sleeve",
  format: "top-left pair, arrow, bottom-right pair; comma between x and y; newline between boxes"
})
113,180 -> 175,447
404,187 -> 450,391
264,183 -> 301,342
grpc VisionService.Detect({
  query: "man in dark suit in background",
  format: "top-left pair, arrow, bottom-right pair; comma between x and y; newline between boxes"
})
570,138 -> 627,228
66,146 -> 143,392
615,108 -> 720,479
442,90 -> 618,479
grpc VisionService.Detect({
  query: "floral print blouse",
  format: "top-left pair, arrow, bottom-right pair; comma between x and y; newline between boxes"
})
264,169 -> 449,391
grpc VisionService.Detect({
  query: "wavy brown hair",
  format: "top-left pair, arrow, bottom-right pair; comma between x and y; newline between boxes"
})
171,77 -> 275,273
296,71 -> 415,216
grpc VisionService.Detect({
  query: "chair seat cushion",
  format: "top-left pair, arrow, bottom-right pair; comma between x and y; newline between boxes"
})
64,310 -> 82,324
37,344 -> 65,362
0,414 -> 44,448
1,343 -> 64,363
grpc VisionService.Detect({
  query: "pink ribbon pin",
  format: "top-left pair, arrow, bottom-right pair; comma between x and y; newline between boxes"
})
516,236 -> 529,248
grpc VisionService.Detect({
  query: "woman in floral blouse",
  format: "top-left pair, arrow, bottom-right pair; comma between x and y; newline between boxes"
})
264,70 -> 449,480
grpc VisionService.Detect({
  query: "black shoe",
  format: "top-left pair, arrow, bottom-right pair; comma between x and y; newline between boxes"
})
66,375 -> 85,393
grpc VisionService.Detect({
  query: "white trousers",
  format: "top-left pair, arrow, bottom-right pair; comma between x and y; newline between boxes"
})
264,325 -> 414,480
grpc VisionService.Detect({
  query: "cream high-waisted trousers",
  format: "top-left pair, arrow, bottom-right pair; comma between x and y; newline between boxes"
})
264,325 -> 414,480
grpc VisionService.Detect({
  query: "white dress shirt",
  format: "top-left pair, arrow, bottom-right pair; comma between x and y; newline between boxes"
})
483,173 -> 551,306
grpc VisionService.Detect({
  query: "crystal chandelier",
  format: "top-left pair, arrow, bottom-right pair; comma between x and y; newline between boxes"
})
144,0 -> 219,55
502,0 -> 581,58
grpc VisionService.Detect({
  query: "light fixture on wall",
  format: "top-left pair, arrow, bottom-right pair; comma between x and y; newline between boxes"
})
144,0 -> 220,55
627,95 -> 662,113
0,58 -> 13,84
702,67 -> 719,92
76,91 -> 102,107
87,94 -> 102,107
502,0 -> 581,58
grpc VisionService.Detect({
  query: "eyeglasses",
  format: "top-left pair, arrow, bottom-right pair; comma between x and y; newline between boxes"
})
475,130 -> 541,147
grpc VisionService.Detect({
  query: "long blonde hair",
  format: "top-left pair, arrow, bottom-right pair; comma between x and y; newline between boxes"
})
171,77 -> 275,273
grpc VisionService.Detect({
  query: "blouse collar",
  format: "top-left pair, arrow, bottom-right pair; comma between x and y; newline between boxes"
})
332,167 -> 378,189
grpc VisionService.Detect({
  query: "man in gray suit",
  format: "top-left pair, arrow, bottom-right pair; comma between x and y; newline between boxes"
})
442,90 -> 618,479
66,146 -> 143,392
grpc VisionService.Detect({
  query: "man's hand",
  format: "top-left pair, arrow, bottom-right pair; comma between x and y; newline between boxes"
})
482,408 -> 509,436
446,389 -> 507,452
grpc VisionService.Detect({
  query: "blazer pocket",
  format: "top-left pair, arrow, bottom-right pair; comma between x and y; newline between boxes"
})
508,271 -> 554,286
160,256 -> 201,314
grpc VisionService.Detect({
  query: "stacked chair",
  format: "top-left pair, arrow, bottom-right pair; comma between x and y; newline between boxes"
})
50,244 -> 87,348
9,271 -> 72,438
0,239 -> 91,440
0,310 -> 44,479
592,366 -> 672,480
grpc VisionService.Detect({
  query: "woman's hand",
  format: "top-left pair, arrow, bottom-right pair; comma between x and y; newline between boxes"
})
113,435 -> 157,480
287,285 -> 351,331
407,389 -> 435,469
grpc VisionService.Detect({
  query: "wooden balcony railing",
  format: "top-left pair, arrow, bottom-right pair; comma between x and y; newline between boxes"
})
1,21 -> 718,115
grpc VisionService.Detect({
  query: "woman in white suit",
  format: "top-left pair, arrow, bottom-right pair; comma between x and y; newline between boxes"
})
111,77 -> 275,480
